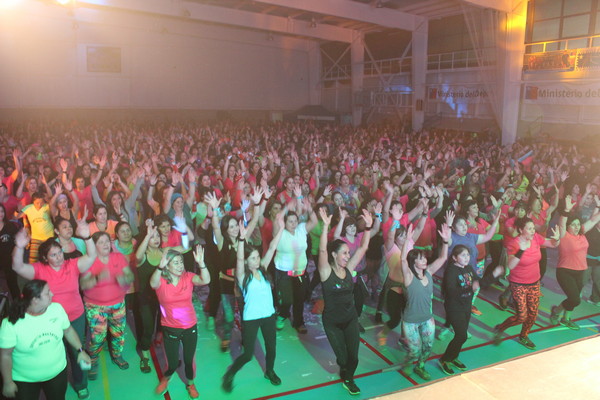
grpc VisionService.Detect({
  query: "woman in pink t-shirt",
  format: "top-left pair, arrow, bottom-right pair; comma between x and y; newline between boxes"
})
79,232 -> 134,380
549,195 -> 600,329
151,247 -> 210,399
11,216 -> 96,399
492,217 -> 559,350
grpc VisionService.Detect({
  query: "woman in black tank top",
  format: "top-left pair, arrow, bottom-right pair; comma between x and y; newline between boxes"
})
317,208 -> 373,396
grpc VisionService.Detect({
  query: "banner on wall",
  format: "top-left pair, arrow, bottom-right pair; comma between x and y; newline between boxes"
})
427,86 -> 489,103
523,82 -> 600,105
575,48 -> 600,71
523,50 -> 577,72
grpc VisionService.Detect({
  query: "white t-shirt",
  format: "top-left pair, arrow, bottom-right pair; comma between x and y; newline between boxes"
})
0,302 -> 70,382
242,273 -> 275,321
274,223 -> 308,272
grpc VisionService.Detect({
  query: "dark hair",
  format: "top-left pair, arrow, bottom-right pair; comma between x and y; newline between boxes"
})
92,231 -> 111,244
566,215 -> 583,235
406,248 -> 427,280
514,217 -> 534,233
31,191 -> 45,202
241,245 -> 271,292
327,239 -> 347,265
53,217 -> 72,236
115,221 -> 131,240
8,279 -> 47,323
0,203 -> 8,224
452,215 -> 468,231
93,204 -> 108,215
342,216 -> 357,234
220,215 -> 238,245
451,245 -> 470,262
38,238 -> 63,265
284,211 -> 299,225
106,191 -> 129,222
154,214 -> 174,230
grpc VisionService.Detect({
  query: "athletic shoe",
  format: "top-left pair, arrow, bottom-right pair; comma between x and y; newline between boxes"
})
413,365 -> 431,381
439,360 -> 455,375
220,340 -> 230,353
264,370 -> 282,386
374,312 -> 383,324
471,305 -> 483,316
295,324 -> 308,334
451,359 -> 467,371
276,316 -> 286,330
377,331 -> 387,346
222,373 -> 234,393
342,380 -> 361,395
585,298 -> 600,306
549,306 -> 560,325
140,358 -> 151,374
517,336 -> 536,350
186,384 -> 199,399
155,377 -> 170,395
207,316 -> 215,331
492,325 -> 503,345
111,356 -> 129,370
358,323 -> 366,334
560,318 -> 580,330
76,388 -> 90,399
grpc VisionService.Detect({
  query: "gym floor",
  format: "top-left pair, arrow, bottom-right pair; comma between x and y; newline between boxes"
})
58,246 -> 599,400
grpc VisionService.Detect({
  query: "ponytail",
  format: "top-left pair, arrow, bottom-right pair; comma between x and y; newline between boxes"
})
7,280 -> 47,324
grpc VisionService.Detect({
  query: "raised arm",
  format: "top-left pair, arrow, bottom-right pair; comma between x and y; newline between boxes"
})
12,229 -> 35,280
136,222 -> 157,264
583,195 -> 600,234
191,245 -> 210,286
476,210 -> 500,245
150,252 -> 168,289
427,223 -> 450,275
346,210 -> 373,273
318,207 -> 333,281
206,191 -> 224,251
75,208 -> 97,273
261,212 -> 285,268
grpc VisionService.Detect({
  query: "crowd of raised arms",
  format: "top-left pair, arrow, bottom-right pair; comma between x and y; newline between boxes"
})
0,120 -> 599,399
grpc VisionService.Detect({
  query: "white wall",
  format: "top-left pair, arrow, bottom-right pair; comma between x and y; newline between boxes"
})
0,2 -> 314,111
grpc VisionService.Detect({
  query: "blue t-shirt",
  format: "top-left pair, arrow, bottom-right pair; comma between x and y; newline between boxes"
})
448,232 -> 479,270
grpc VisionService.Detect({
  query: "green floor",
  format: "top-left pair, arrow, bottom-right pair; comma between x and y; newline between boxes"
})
66,253 -> 600,400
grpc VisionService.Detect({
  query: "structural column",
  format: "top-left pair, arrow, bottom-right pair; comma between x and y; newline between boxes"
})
307,41 -> 321,105
351,30 -> 364,126
411,20 -> 428,132
500,1 -> 527,145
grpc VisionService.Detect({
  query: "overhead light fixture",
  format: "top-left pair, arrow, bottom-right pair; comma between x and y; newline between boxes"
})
56,0 -> 72,5
310,17 -> 317,28
376,0 -> 384,8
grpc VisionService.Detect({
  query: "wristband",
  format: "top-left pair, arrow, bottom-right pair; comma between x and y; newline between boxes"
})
442,241 -> 449,244
365,225 -> 373,230
375,212 -> 382,222
81,236 -> 92,241
297,195 -> 304,200
515,249 -> 525,259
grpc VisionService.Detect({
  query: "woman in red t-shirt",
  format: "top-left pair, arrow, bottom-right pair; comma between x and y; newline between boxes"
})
151,247 -> 210,399
492,217 -> 559,350
79,232 -> 134,379
549,195 -> 600,329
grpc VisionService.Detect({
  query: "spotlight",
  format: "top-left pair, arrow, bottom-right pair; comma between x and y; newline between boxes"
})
56,0 -> 72,4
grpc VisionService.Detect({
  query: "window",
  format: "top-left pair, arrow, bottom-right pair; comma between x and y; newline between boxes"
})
527,0 -> 599,44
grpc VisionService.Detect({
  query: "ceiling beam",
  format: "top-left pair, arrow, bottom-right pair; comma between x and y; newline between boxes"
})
77,0 -> 355,42
249,0 -> 423,31
461,0 -> 514,14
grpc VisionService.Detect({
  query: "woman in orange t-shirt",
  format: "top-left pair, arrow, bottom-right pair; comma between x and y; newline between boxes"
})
549,195 -> 600,330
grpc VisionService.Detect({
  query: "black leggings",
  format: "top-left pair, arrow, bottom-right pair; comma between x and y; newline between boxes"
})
353,276 -> 367,317
440,307 -> 471,362
139,300 -> 159,351
15,367 -> 67,400
556,268 -> 584,312
163,325 -> 198,381
226,315 -> 277,377
275,270 -> 308,327
206,261 -> 221,318
323,316 -> 360,381
539,247 -> 548,280
385,289 -> 406,330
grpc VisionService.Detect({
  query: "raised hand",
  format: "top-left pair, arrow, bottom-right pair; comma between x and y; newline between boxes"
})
75,206 -> 90,238
374,201 -> 383,214
238,219 -> 248,240
549,225 -> 560,241
251,187 -> 264,205
63,179 -> 73,192
564,195 -> 575,212
193,244 -> 205,265
445,209 -> 455,227
319,207 -> 332,226
205,192 -> 221,210
15,229 -> 30,248
438,223 -> 451,243
361,208 -> 373,228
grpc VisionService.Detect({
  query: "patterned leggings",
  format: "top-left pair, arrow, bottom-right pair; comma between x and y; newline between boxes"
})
402,318 -> 435,366
497,281 -> 540,338
85,301 -> 127,362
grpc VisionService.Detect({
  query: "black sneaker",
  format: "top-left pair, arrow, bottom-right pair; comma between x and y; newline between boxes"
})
439,360 -> 455,375
451,359 -> 467,371
76,388 -> 90,399
295,324 -> 308,334
560,318 -> 580,330
374,312 -> 383,324
358,323 -> 365,334
517,336 -> 536,350
264,370 -> 281,386
342,380 -> 361,395
222,373 -> 234,393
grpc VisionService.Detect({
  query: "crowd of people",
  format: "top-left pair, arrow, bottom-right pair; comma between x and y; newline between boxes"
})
0,119 -> 599,399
